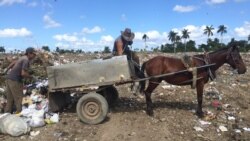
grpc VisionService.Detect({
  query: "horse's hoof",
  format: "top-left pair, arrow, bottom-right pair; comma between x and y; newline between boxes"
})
146,110 -> 154,117
196,111 -> 204,118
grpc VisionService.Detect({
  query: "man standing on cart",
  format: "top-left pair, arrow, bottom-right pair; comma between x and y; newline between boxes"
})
112,28 -> 142,95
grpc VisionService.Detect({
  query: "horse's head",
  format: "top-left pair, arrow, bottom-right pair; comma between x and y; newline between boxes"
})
226,45 -> 246,74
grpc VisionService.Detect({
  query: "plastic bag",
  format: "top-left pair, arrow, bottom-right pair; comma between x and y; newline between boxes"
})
28,109 -> 45,128
0,113 -> 30,136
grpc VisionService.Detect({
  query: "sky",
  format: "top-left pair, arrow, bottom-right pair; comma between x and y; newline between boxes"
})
0,0 -> 250,52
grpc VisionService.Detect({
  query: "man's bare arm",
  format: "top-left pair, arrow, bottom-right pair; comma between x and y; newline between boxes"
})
116,40 -> 123,55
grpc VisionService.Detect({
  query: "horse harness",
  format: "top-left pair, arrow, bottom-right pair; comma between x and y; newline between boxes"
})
181,52 -> 215,89
181,55 -> 198,89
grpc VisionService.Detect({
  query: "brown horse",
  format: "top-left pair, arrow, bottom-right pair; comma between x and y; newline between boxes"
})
139,45 -> 246,117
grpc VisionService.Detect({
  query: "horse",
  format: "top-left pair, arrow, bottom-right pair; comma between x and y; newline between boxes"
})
139,45 -> 246,117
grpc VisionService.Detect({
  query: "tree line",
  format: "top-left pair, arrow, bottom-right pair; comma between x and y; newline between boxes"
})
142,24 -> 250,53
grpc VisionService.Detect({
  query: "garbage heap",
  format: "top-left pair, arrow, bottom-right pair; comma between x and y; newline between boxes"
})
0,79 -> 60,137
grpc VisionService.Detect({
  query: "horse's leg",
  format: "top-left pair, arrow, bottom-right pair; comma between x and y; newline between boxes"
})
145,80 -> 160,116
196,81 -> 205,118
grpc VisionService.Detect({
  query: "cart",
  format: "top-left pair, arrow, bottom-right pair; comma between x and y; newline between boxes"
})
47,55 -> 135,124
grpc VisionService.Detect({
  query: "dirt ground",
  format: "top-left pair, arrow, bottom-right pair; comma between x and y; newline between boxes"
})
1,52 -> 250,141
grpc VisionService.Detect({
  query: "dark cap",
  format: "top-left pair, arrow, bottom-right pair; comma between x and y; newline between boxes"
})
25,47 -> 36,55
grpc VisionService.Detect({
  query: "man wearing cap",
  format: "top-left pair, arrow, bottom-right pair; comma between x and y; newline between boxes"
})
113,28 -> 142,95
4,47 -> 36,113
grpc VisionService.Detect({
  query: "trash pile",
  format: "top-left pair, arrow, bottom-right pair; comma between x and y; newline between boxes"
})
0,50 -> 84,137
0,79 -> 60,137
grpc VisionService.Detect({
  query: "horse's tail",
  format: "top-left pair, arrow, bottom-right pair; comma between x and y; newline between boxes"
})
139,62 -> 146,93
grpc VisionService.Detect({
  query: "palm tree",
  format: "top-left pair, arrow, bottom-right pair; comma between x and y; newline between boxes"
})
203,25 -> 214,42
0,46 -> 5,53
142,34 -> 149,50
175,35 -> 181,43
248,34 -> 250,44
168,30 -> 177,53
217,25 -> 227,46
181,29 -> 190,52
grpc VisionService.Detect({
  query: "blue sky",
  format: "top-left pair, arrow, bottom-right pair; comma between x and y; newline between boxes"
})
0,0 -> 250,52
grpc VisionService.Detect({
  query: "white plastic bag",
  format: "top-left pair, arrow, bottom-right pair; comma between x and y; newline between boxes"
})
50,113 -> 59,123
29,116 -> 45,128
0,113 -> 30,136
28,109 -> 45,128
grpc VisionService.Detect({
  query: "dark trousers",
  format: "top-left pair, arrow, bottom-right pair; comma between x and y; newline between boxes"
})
127,51 -> 141,78
5,79 -> 23,113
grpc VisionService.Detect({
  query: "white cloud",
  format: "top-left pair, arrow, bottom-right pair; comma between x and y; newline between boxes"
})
53,32 -> 114,51
82,26 -> 103,34
173,5 -> 197,12
133,30 -> 169,49
135,30 -> 163,41
234,21 -> 250,37
0,0 -> 25,6
43,14 -> 61,28
27,1 -> 37,7
121,14 -> 127,21
53,34 -> 78,42
100,35 -> 114,43
0,27 -> 32,37
76,37 -> 95,46
206,0 -> 227,4
55,42 -> 70,49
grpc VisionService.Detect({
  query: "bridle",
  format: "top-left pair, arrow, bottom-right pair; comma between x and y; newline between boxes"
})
226,47 -> 240,69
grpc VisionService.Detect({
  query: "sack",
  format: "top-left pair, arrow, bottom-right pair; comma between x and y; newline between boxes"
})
28,109 -> 45,128
0,113 -> 30,136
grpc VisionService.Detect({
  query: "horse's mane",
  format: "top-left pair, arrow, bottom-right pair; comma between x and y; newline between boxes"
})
209,46 -> 231,55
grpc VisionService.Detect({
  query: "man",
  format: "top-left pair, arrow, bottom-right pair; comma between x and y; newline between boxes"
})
113,28 -> 142,95
4,47 -> 37,113
113,28 -> 140,77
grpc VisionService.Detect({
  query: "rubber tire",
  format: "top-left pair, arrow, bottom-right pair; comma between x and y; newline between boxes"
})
76,93 -> 108,125
99,86 -> 119,106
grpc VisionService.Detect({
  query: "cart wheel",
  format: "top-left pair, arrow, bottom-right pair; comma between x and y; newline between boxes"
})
76,93 -> 108,124
99,86 -> 119,107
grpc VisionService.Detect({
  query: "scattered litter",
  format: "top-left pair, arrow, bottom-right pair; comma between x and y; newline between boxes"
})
211,100 -> 222,110
204,87 -> 221,100
0,88 -> 5,93
223,104 -> 231,108
128,132 -> 136,136
50,113 -> 59,123
231,83 -> 237,87
234,129 -> 241,133
199,120 -> 211,126
160,118 -> 166,122
243,127 -> 250,132
204,111 -> 216,121
30,130 -> 40,137
219,125 -> 228,132
227,116 -> 235,121
161,85 -> 176,89
53,131 -> 63,137
194,126 -> 204,132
